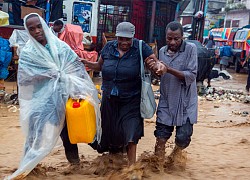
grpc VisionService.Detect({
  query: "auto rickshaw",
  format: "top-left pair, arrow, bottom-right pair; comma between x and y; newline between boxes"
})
231,28 -> 250,73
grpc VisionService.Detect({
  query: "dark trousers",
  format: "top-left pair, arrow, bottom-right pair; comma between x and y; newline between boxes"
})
60,121 -> 79,162
247,62 -> 250,89
154,119 -> 193,149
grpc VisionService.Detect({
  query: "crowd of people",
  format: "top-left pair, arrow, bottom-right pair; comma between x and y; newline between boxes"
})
5,12 -> 249,179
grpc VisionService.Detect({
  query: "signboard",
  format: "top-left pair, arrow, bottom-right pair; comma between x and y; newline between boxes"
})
210,28 -> 224,41
72,2 -> 92,33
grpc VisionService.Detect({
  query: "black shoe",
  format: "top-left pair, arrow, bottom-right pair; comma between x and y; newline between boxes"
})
88,140 -> 107,153
65,151 -> 80,164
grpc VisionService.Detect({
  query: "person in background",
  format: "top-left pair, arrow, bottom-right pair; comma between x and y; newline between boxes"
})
205,34 -> 215,49
50,19 -> 64,37
146,21 -> 198,165
81,22 -> 159,165
219,42 -> 232,71
246,59 -> 250,93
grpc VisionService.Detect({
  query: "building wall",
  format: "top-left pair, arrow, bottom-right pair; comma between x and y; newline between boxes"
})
225,10 -> 250,27
181,16 -> 192,25
205,13 -> 225,28
244,0 -> 250,9
207,0 -> 227,12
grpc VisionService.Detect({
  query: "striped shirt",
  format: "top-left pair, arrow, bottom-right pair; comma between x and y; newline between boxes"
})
157,41 -> 198,126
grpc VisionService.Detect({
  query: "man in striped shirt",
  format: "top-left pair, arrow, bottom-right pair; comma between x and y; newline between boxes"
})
146,21 -> 198,165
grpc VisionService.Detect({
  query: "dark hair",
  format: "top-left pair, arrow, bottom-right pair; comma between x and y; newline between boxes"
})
54,19 -> 63,26
165,21 -> 183,36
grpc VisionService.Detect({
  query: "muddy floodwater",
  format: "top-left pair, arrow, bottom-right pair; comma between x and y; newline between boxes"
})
1,66 -> 250,179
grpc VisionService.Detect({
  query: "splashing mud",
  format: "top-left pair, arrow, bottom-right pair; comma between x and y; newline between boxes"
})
19,149 -> 188,180
107,148 -> 188,179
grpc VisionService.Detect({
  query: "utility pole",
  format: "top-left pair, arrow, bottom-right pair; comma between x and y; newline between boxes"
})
148,0 -> 156,43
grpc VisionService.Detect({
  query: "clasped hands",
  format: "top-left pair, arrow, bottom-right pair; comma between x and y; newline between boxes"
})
145,57 -> 168,76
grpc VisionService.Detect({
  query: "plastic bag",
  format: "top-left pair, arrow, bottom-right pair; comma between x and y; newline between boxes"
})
0,10 -> 9,26
0,68 -> 9,79
9,29 -> 29,56
0,38 -> 12,80
0,50 -> 12,68
139,40 -> 156,119
0,37 -> 11,51
5,13 -> 101,180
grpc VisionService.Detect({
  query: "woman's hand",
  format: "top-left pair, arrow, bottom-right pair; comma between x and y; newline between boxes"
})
145,57 -> 156,70
78,57 -> 103,72
79,58 -> 89,64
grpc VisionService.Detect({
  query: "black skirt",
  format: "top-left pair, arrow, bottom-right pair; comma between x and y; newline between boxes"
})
90,93 -> 144,153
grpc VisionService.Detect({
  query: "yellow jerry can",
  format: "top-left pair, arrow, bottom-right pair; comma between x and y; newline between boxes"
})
66,98 -> 96,144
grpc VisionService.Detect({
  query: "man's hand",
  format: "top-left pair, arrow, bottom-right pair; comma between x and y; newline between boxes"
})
154,62 -> 168,76
145,57 -> 168,76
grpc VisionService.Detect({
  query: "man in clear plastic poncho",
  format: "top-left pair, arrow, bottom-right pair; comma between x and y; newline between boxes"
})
6,13 -> 101,179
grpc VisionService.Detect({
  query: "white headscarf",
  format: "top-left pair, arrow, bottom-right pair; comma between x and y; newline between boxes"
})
23,13 -> 65,67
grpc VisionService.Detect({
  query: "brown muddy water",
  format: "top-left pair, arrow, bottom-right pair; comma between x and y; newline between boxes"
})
1,66 -> 250,179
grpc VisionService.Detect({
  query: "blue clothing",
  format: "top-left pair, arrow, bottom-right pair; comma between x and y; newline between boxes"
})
205,39 -> 215,48
101,39 -> 153,98
220,45 -> 232,57
220,45 -> 232,66
157,41 -> 198,126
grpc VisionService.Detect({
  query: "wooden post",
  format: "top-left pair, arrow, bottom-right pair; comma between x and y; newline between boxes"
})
149,1 -> 156,43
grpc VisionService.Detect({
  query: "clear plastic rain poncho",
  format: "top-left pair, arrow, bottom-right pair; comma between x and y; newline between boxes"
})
8,29 -> 29,56
6,13 -> 101,179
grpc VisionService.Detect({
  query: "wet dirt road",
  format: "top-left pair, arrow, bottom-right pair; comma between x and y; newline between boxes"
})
0,66 -> 250,180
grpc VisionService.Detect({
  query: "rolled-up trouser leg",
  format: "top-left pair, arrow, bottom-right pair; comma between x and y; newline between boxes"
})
154,138 -> 167,159
175,119 -> 193,149
154,122 -> 174,159
247,61 -> 250,90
